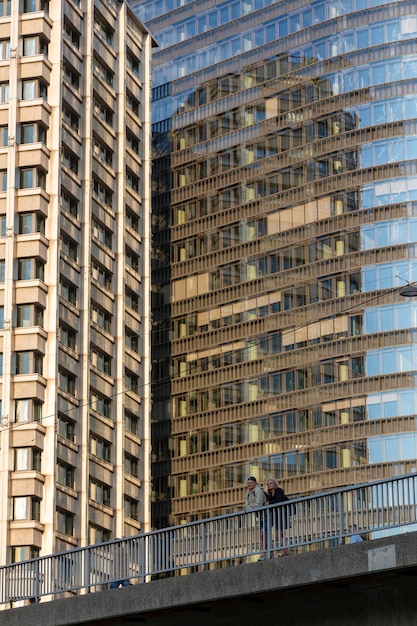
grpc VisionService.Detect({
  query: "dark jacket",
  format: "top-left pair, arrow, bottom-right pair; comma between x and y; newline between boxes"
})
265,488 -> 288,528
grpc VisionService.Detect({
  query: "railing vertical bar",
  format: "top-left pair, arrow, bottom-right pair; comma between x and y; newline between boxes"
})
337,490 -> 344,545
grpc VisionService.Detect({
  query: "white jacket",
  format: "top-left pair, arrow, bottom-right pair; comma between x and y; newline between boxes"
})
245,484 -> 265,511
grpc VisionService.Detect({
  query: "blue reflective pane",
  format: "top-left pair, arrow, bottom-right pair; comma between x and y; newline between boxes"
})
385,436 -> 399,462
367,352 -> 378,376
401,434 -> 416,460
369,438 -> 383,463
380,306 -> 394,330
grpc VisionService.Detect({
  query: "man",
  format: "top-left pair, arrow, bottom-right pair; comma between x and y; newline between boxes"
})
244,476 -> 265,511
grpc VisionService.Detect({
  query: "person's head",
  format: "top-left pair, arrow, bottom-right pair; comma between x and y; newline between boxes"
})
247,476 -> 257,491
266,478 -> 279,491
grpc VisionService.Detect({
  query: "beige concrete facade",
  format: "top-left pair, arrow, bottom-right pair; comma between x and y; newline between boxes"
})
0,0 -> 153,570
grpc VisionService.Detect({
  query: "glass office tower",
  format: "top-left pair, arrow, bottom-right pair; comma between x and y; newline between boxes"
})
131,0 -> 417,527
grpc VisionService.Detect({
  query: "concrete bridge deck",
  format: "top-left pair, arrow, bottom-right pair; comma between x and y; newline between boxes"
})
3,533 -> 417,626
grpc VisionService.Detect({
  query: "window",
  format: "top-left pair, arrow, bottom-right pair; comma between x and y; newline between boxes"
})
125,369 -> 139,394
61,235 -> 78,261
0,39 -> 10,60
126,168 -> 139,193
17,303 -> 43,327
91,347 -> 112,376
31,497 -> 41,521
63,104 -> 79,132
92,219 -> 112,247
61,278 -> 77,305
90,435 -> 111,462
64,18 -> 80,48
91,262 -> 112,290
125,288 -> 139,313
126,90 -> 139,116
12,497 -> 40,521
62,148 -> 79,175
58,414 -> 75,442
59,368 -> 76,396
58,462 -> 75,489
124,453 -> 139,477
11,546 -> 39,563
125,247 -> 139,272
0,82 -> 9,104
0,0 -> 11,16
0,125 -> 8,146
126,207 -> 139,232
21,79 -> 47,100
90,480 -> 111,507
23,0 -> 48,11
17,258 -> 44,280
126,51 -> 140,78
19,167 -> 46,190
126,131 -> 140,155
93,56 -> 113,87
89,524 -> 110,544
20,123 -> 34,143
124,496 -> 138,521
93,176 -> 113,208
93,95 -> 113,126
12,497 -> 27,520
57,509 -> 74,536
14,447 -> 41,470
62,188 -> 78,218
90,389 -> 111,418
93,137 -> 112,166
18,212 -> 45,234
125,329 -> 139,353
125,411 -> 139,436
15,351 -> 43,375
94,11 -> 114,45
60,324 -> 77,350
22,35 -> 47,56
0,170 -> 6,191
63,61 -> 80,90
15,399 -> 42,422
91,304 -> 112,332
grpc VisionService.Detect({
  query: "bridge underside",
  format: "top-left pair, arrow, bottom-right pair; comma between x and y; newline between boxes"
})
3,534 -> 417,626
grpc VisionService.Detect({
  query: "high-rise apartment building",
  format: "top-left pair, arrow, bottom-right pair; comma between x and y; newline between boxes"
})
0,0 -> 153,565
133,0 -> 417,528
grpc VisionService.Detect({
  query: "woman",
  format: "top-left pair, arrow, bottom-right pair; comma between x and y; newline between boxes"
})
261,478 -> 290,557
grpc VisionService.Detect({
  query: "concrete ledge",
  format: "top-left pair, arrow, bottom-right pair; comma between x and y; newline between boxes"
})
3,533 -> 417,626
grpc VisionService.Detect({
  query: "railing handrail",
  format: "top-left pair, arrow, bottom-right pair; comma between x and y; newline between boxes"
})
1,472 -> 416,607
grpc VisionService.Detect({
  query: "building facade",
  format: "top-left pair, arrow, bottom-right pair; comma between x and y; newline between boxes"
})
0,0 -> 153,566
133,0 -> 417,527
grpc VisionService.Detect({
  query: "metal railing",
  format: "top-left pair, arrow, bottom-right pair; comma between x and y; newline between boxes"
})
2,472 -> 417,607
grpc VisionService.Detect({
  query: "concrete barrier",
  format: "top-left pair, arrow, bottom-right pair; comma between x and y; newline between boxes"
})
3,533 -> 417,626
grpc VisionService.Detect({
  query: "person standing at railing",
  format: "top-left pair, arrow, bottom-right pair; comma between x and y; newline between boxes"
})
244,476 -> 267,561
244,476 -> 265,512
259,478 -> 290,559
